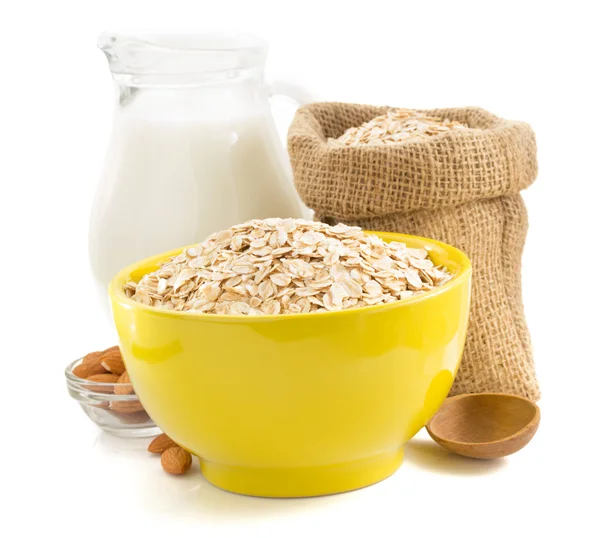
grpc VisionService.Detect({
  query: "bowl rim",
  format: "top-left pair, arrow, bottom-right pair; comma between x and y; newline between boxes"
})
108,231 -> 472,322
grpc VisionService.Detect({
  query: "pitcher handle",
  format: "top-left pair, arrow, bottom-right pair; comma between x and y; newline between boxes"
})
268,81 -> 312,106
267,81 -> 313,220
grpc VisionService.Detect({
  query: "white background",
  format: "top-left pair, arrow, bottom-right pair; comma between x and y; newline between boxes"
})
2,1 -> 599,536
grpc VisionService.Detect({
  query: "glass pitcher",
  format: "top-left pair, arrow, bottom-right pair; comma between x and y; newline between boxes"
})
89,32 -> 308,305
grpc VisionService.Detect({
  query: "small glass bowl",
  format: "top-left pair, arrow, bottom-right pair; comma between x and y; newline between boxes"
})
65,358 -> 160,438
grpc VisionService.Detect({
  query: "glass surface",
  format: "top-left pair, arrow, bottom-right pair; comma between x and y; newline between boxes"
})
65,359 -> 159,438
89,32 -> 305,311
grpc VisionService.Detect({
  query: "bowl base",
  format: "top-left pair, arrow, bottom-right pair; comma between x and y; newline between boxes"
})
199,447 -> 404,498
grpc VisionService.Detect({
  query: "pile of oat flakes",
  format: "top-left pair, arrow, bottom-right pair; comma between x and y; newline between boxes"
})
329,108 -> 470,147
125,219 -> 452,315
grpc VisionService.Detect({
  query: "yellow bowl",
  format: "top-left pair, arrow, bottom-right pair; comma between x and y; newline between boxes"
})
109,232 -> 471,497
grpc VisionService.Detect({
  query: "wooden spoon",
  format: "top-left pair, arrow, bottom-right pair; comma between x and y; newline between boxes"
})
425,393 -> 540,459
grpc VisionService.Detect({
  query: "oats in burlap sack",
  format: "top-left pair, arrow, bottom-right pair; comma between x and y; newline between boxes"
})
288,103 -> 540,401
125,218 -> 452,314
329,108 -> 470,146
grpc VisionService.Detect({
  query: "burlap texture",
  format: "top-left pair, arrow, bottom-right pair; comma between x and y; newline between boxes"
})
288,102 -> 540,401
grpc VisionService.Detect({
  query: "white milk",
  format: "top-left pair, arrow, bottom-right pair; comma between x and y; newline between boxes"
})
89,112 -> 304,295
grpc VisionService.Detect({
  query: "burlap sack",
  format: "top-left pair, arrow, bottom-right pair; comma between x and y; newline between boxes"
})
288,103 -> 540,401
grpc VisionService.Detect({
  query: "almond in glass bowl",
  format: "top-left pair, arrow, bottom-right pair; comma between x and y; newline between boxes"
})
65,352 -> 159,438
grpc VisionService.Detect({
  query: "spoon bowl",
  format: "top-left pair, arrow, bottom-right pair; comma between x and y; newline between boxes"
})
426,393 -> 540,459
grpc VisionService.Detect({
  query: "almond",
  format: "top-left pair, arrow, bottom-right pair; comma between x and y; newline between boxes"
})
114,371 -> 134,395
101,352 -> 125,375
82,351 -> 104,364
109,399 -> 145,414
100,348 -> 121,359
85,373 -> 120,393
114,410 -> 151,424
72,356 -> 108,379
161,447 -> 192,475
102,345 -> 120,354
148,433 -> 178,454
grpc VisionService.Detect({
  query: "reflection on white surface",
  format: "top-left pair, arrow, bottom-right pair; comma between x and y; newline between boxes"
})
89,428 -> 510,525
91,432 -> 362,522
94,431 -> 151,453
404,438 -> 507,476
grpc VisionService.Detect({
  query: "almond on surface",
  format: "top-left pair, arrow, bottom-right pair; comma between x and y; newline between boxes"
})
161,447 -> 192,475
148,433 -> 178,454
114,371 -> 134,395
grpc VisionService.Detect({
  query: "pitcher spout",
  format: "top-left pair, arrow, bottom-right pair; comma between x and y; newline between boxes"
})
98,32 -> 267,83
